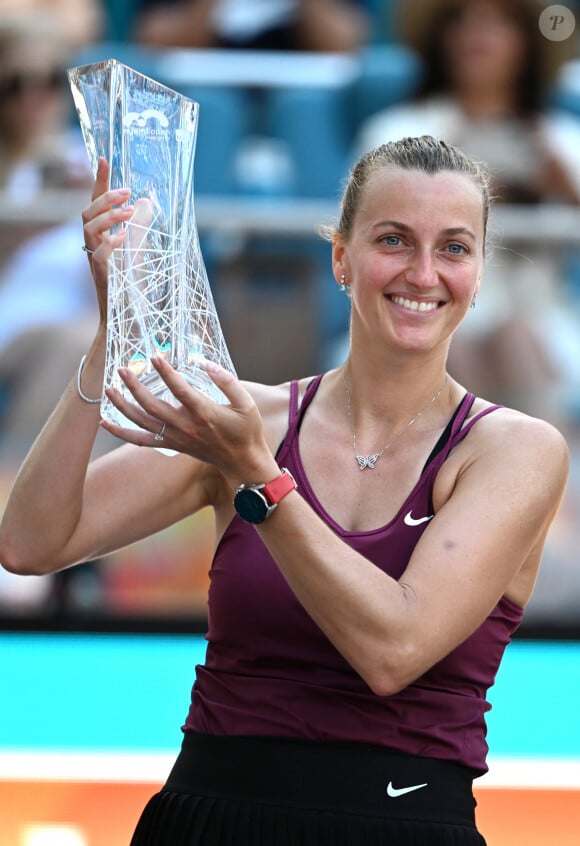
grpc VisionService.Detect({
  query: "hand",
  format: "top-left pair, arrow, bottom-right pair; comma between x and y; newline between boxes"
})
81,158 -> 135,321
101,357 -> 275,485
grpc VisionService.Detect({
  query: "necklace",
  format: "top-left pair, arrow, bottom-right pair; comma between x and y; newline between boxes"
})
342,371 -> 448,470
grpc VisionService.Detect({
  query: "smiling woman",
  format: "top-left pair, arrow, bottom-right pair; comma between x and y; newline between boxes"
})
356,0 -> 580,425
0,136 -> 570,845
325,139 -> 486,364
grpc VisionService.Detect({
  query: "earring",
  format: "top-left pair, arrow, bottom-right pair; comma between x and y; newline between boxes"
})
470,295 -> 477,309
339,274 -> 348,293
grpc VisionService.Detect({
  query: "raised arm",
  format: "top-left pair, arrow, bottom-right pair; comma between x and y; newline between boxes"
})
0,162 -> 217,575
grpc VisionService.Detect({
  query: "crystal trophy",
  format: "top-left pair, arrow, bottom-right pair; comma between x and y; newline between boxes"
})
67,59 -> 236,429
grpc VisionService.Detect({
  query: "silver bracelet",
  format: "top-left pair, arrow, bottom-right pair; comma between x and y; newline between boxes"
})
77,354 -> 102,404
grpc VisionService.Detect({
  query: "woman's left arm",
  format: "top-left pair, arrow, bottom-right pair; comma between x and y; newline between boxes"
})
106,361 -> 569,696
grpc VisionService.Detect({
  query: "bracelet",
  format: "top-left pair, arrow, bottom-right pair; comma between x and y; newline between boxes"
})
77,354 -> 102,404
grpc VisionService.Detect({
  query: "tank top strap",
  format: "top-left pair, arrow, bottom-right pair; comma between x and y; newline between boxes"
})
426,393 -> 502,471
451,392 -> 477,434
287,379 -> 301,428
454,401 -> 503,444
277,374 -> 324,463
436,394 -> 503,460
292,374 -> 324,429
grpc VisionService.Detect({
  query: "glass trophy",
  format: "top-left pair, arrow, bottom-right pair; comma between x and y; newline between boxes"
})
67,59 -> 236,430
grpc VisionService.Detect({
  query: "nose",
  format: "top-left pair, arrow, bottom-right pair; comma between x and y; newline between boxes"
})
404,248 -> 437,290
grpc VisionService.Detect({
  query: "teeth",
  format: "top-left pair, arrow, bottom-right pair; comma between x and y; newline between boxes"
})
391,296 -> 438,313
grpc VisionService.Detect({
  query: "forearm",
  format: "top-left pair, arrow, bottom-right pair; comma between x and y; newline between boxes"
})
255,490 -> 414,696
0,338 -> 106,574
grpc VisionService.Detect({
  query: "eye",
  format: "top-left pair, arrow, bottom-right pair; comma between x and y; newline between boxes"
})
382,234 -> 402,247
446,242 -> 468,255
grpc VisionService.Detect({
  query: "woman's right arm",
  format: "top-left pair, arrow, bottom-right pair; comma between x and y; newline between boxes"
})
0,162 -> 217,575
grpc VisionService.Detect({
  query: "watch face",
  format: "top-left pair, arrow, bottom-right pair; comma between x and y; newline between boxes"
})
234,488 -> 269,524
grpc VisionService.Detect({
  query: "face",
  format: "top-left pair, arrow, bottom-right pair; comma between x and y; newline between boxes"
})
441,0 -> 528,93
333,168 -> 485,355
0,43 -> 65,144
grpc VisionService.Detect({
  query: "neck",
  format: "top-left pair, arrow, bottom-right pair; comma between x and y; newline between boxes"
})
340,364 -> 451,470
346,334 -> 451,406
341,357 -> 451,426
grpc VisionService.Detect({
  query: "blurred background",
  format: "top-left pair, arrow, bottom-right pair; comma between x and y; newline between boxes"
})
0,0 -> 579,636
0,1 -> 579,842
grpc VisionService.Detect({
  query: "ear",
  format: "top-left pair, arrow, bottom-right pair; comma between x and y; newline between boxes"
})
331,233 -> 348,283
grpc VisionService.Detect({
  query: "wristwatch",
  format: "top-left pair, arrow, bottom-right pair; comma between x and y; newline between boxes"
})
233,468 -> 297,524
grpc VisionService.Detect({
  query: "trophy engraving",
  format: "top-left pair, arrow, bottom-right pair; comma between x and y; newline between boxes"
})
67,59 -> 236,428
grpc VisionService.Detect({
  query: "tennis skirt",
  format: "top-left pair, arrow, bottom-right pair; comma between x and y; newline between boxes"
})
130,732 -> 487,846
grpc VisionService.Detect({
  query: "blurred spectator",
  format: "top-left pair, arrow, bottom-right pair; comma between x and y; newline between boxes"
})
0,14 -> 92,201
0,12 -> 99,456
354,0 -> 580,424
132,0 -> 371,52
0,221 -> 117,459
0,0 -> 103,48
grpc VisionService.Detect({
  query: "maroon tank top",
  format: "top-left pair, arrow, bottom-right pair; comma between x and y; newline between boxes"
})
186,375 -> 523,774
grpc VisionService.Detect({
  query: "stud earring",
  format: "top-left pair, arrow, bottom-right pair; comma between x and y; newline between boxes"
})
339,274 -> 348,293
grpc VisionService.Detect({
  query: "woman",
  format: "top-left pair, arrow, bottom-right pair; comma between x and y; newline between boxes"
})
356,0 -> 580,423
0,136 -> 569,844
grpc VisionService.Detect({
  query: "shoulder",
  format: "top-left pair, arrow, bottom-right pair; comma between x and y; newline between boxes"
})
452,401 -> 569,505
244,374 -> 320,412
468,401 -> 568,458
243,374 -> 321,451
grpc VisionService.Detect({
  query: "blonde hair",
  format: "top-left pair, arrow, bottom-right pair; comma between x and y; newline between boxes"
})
325,136 -> 492,245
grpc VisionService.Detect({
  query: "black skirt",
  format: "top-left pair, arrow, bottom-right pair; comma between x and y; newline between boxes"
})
130,733 -> 487,846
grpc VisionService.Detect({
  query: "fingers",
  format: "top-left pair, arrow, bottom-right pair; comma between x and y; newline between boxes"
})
91,157 -> 110,201
82,192 -> 133,259
152,356 -> 248,413
101,378 -> 168,448
101,358 -> 268,482
83,158 -> 133,257
204,361 -> 246,407
101,358 -> 244,450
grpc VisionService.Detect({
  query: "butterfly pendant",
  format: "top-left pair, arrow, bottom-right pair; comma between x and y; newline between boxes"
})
356,453 -> 381,470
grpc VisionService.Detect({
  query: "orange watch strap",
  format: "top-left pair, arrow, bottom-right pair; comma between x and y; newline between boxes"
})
262,468 -> 297,505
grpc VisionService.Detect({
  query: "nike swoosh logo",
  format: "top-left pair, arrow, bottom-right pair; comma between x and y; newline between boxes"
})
386,781 -> 428,798
404,511 -> 433,526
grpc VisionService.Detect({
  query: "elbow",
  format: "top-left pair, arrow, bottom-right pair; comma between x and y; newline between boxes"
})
1,556 -> 46,577
366,670 -> 411,699
0,542 -> 53,577
363,641 -> 423,698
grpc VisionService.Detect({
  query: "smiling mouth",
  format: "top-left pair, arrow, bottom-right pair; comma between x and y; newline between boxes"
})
389,295 -> 442,313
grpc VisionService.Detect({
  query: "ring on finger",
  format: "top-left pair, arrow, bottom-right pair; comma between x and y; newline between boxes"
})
82,244 -> 96,255
154,421 -> 166,442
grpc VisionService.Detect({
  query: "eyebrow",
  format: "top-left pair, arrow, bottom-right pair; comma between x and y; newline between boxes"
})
371,220 -> 477,240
